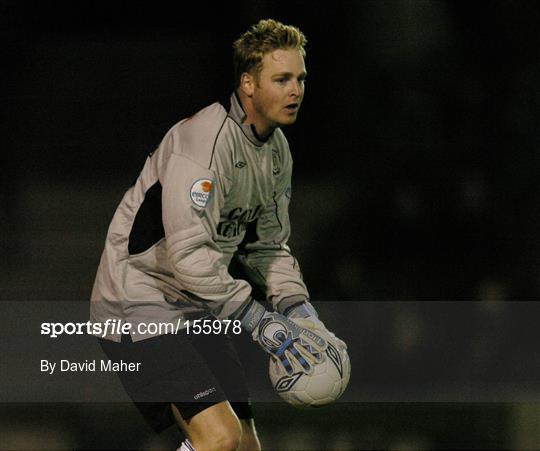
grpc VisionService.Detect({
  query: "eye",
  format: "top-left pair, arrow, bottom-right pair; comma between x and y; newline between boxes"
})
275,78 -> 287,85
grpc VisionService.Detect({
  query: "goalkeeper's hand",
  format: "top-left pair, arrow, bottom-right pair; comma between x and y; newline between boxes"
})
285,301 -> 347,352
238,299 -> 327,375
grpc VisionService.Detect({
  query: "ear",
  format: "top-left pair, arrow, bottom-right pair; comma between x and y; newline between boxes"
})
239,72 -> 255,97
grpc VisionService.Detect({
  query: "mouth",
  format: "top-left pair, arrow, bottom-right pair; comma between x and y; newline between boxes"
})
285,103 -> 299,113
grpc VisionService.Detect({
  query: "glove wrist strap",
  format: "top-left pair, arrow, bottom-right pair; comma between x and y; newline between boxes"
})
286,301 -> 318,319
277,294 -> 309,315
238,299 -> 266,332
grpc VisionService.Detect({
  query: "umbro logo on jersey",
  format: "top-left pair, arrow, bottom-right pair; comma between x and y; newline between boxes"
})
235,161 -> 247,168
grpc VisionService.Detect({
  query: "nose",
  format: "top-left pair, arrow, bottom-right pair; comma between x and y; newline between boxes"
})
290,80 -> 302,98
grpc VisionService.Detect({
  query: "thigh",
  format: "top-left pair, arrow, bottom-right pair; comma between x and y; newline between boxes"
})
187,331 -> 253,417
99,333 -> 230,432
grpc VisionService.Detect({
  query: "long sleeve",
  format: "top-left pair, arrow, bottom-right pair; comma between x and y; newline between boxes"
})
239,148 -> 309,313
162,148 -> 252,319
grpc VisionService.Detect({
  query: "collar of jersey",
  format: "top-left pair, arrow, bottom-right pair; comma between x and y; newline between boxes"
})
228,92 -> 273,147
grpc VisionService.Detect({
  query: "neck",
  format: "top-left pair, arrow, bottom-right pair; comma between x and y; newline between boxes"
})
236,88 -> 275,140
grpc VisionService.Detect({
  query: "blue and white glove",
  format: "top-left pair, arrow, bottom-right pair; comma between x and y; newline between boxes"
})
238,299 -> 327,375
285,301 -> 348,352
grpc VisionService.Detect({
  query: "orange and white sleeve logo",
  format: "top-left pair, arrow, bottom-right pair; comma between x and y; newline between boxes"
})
190,179 -> 213,207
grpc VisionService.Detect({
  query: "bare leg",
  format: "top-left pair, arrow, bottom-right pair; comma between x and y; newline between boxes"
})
238,418 -> 261,451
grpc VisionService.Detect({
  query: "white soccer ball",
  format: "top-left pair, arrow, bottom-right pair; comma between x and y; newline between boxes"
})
269,335 -> 351,407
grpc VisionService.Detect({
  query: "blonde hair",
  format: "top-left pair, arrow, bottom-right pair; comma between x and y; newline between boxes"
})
233,19 -> 307,87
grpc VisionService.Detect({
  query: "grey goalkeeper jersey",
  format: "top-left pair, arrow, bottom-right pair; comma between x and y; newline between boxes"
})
91,93 -> 308,341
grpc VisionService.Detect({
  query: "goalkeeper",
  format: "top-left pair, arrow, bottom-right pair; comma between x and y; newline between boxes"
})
91,19 -> 343,451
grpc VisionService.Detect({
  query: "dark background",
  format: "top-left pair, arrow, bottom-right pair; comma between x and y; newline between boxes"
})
2,0 -> 540,449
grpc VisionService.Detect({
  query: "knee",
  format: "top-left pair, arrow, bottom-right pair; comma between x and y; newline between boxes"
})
215,429 -> 242,451
239,420 -> 261,451
239,430 -> 261,451
192,418 -> 242,451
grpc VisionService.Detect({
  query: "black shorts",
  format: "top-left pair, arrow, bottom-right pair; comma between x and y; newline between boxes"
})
99,330 -> 252,432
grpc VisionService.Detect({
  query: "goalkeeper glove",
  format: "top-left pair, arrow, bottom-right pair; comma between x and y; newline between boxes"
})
238,298 -> 327,375
285,301 -> 347,352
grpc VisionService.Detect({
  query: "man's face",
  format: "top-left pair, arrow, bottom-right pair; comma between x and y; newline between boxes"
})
250,48 -> 306,133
